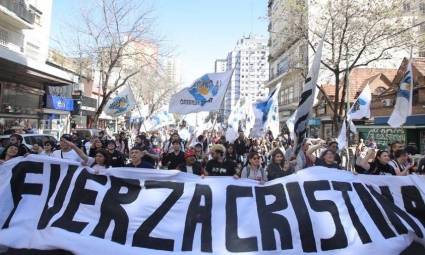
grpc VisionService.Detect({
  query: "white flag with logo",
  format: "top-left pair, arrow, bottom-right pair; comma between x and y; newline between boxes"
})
388,61 -> 413,128
348,83 -> 372,120
104,85 -> 137,117
169,70 -> 233,114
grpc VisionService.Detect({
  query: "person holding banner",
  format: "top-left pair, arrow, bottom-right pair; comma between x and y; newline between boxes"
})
176,150 -> 203,175
306,140 -> 341,169
52,134 -> 85,162
266,149 -> 293,180
240,151 -> 267,184
0,144 -> 19,163
205,144 -> 238,177
126,147 -> 155,169
389,149 -> 414,176
357,149 -> 396,175
63,139 -> 111,174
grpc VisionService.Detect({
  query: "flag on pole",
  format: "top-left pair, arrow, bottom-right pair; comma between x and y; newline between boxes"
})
252,85 -> 280,138
286,110 -> 297,141
169,70 -> 233,114
348,83 -> 372,120
337,120 -> 357,149
104,85 -> 137,117
388,61 -> 413,128
293,36 -> 325,155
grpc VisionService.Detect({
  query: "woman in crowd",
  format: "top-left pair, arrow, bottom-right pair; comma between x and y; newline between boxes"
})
306,140 -> 341,169
89,138 -> 104,157
389,149 -> 414,176
356,149 -> 396,175
240,151 -> 267,183
64,140 -> 111,174
41,141 -> 54,156
266,149 -> 293,180
0,144 -> 19,163
30,142 -> 42,154
225,144 -> 238,163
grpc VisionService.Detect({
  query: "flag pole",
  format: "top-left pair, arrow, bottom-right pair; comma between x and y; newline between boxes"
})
344,43 -> 351,170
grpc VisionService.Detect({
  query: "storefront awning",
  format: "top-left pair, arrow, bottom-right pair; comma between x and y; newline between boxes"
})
374,115 -> 425,127
0,47 -> 77,87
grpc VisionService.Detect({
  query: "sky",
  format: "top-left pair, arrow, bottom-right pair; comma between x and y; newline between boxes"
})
50,0 -> 268,86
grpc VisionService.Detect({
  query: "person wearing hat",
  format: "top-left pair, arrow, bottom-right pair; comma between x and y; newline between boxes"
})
205,144 -> 238,177
52,134 -> 85,162
106,140 -> 125,167
176,150 -> 203,175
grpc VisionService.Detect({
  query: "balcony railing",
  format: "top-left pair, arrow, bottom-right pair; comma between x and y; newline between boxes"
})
0,0 -> 35,24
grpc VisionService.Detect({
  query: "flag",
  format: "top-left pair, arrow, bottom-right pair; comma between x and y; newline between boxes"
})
348,83 -> 372,120
293,37 -> 324,155
243,98 -> 255,137
252,85 -> 280,138
144,111 -> 175,131
169,70 -> 233,114
227,98 -> 256,137
337,120 -> 357,149
286,110 -> 297,141
104,85 -> 137,117
388,61 -> 413,128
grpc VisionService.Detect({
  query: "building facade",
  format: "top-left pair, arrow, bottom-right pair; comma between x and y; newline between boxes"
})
214,59 -> 227,73
224,35 -> 269,117
266,0 -> 425,130
0,0 -> 77,136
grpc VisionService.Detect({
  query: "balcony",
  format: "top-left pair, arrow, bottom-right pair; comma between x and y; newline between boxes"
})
0,0 -> 35,30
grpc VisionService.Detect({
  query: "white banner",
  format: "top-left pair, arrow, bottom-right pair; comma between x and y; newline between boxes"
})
1,156 -> 425,255
169,70 -> 233,114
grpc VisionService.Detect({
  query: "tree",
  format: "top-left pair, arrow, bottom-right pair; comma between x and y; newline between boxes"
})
63,0 -> 164,127
279,0 -> 423,133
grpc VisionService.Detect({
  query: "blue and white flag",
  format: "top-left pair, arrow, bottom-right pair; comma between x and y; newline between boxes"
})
169,70 -> 233,114
252,85 -> 280,138
388,61 -> 413,128
293,36 -> 324,155
348,83 -> 372,120
104,85 -> 137,117
144,110 -> 175,131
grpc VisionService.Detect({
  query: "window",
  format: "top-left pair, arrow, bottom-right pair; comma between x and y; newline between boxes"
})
277,57 -> 289,76
0,27 -> 8,47
420,3 -> 425,13
419,51 -> 425,58
403,2 -> 411,11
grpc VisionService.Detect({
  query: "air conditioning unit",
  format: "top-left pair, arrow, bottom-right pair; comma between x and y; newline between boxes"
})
383,98 -> 393,107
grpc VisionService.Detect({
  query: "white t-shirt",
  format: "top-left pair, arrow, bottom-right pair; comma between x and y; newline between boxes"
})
186,165 -> 193,174
52,149 -> 83,162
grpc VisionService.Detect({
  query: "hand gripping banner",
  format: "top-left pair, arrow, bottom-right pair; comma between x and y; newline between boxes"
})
1,155 -> 425,254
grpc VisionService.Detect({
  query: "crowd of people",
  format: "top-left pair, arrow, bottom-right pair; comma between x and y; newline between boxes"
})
1,128 -> 425,182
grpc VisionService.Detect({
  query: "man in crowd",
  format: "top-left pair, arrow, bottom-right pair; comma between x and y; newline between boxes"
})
9,134 -> 29,156
52,134 -> 84,162
106,140 -> 125,167
161,140 -> 185,169
234,131 -> 247,162
205,144 -> 238,177
126,147 -> 154,169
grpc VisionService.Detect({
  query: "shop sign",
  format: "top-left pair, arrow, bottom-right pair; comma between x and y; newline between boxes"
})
46,95 -> 74,111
